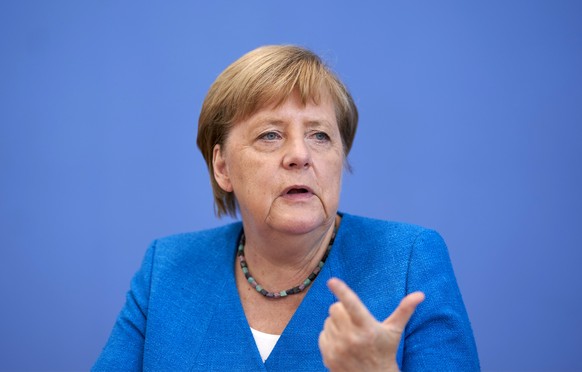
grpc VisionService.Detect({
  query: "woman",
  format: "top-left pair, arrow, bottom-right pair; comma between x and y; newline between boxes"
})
94,45 -> 479,371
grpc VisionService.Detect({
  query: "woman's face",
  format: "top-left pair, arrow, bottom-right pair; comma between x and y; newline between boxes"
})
213,90 -> 344,236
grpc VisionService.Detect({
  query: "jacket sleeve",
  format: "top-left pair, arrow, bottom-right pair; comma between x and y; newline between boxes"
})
401,229 -> 480,371
92,241 -> 157,371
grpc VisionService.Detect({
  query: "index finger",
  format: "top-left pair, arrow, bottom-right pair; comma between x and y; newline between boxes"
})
327,277 -> 374,326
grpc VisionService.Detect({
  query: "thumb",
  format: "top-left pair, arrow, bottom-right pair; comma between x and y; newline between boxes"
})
383,292 -> 425,331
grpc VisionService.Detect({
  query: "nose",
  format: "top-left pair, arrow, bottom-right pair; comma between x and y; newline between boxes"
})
282,136 -> 311,170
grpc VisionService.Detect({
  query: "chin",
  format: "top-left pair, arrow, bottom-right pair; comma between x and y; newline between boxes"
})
266,207 -> 332,235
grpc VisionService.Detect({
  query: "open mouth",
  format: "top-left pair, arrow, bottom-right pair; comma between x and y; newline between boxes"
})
287,188 -> 309,195
282,185 -> 314,197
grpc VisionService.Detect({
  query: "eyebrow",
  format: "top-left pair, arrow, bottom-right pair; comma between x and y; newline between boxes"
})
251,116 -> 334,128
305,120 -> 334,127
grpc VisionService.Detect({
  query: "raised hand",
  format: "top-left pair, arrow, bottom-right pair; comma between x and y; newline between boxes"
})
318,278 -> 425,372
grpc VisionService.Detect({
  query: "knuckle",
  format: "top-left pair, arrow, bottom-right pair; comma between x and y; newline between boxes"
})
318,331 -> 326,348
329,302 -> 342,316
346,331 -> 361,346
346,326 -> 379,348
323,317 -> 332,331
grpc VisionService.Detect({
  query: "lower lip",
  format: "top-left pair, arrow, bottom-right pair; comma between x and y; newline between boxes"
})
282,192 -> 314,201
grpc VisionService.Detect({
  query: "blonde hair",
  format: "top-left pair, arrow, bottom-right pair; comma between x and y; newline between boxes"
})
197,45 -> 358,217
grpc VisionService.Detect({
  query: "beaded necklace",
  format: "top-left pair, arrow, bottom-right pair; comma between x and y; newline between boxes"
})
237,227 -> 337,298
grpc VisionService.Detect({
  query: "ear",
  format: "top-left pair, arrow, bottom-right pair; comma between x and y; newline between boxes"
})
213,144 -> 233,192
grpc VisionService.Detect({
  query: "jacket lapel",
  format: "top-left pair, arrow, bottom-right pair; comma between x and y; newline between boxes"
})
264,232 -> 342,371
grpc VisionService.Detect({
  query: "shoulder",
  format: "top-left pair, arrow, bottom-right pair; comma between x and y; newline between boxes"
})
131,222 -> 243,311
155,222 -> 242,248
147,222 -> 243,266
333,212 -> 449,283
332,213 -> 449,319
338,212 -> 443,252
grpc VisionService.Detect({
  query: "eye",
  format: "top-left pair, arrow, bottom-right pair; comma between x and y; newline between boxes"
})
260,131 -> 281,141
313,132 -> 330,142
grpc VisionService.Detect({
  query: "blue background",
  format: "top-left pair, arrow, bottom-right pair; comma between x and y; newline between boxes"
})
1,1 -> 581,370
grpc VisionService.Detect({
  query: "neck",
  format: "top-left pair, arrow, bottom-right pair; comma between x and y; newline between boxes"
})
240,215 -> 338,292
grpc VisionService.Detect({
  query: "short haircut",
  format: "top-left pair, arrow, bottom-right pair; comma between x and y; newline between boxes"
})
197,45 -> 358,217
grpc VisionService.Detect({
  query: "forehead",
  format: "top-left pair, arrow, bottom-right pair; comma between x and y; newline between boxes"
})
240,89 -> 337,126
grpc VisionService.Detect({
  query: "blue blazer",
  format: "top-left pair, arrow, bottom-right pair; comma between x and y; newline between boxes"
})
93,213 -> 479,371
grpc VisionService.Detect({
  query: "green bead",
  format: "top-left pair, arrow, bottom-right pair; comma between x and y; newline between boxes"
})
280,290 -> 287,297
318,262 -> 324,268
242,267 -> 249,274
303,279 -> 311,286
256,285 -> 263,292
248,277 -> 255,283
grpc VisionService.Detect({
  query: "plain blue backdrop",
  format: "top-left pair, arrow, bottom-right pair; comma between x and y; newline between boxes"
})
1,1 -> 581,370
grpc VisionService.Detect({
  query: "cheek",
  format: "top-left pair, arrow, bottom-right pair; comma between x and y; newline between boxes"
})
230,153 -> 274,196
322,157 -> 344,197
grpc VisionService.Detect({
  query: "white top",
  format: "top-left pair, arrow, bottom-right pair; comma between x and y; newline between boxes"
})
250,327 -> 281,362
